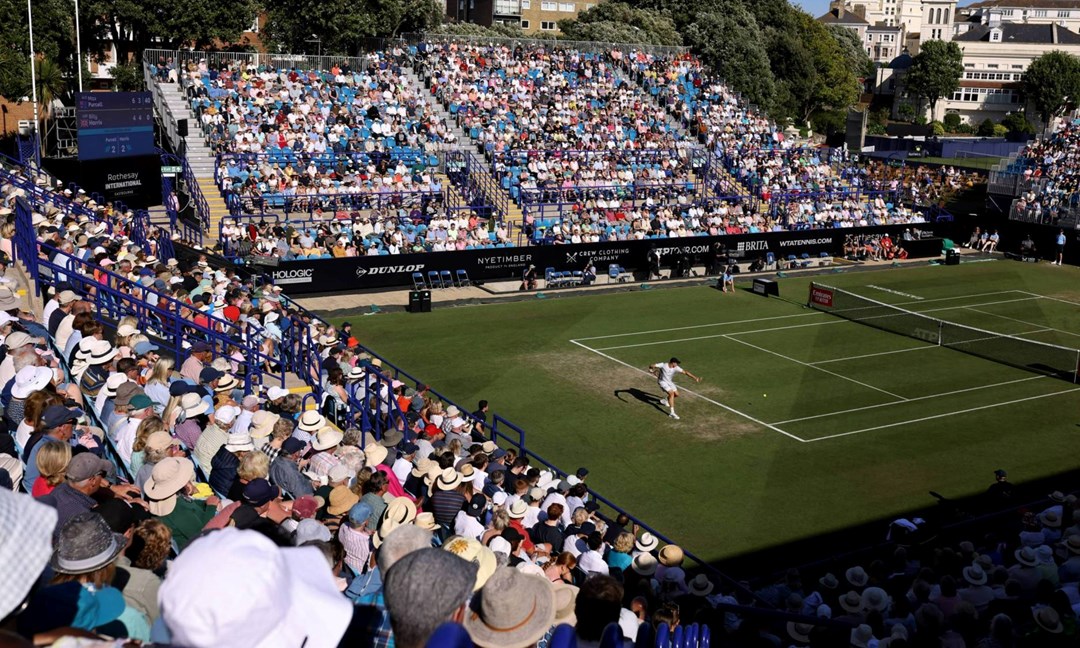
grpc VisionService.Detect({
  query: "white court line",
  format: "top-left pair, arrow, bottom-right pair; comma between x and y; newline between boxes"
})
772,375 -> 1047,425
809,344 -> 936,365
574,312 -> 824,342
894,290 -> 1024,306
964,307 -> 1080,339
593,297 -> 1045,352
721,334 -> 909,401
1020,290 -> 1080,307
569,339 -> 807,443
594,320 -> 846,351
575,291 -> 1030,344
801,386 -> 1080,443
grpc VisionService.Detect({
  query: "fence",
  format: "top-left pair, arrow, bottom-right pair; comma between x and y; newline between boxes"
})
446,149 -> 507,222
402,32 -> 690,57
143,48 -> 376,75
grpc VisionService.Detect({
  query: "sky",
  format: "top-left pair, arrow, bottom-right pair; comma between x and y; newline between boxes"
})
794,0 -> 833,17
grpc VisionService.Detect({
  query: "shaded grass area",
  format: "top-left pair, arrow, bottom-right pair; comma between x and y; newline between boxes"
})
919,155 -> 1004,171
325,260 -> 1080,562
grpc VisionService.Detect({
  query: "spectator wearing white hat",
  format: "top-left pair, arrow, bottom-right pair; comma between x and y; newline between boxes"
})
194,404 -> 237,475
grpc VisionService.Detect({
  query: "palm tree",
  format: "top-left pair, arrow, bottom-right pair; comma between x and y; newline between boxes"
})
34,56 -> 67,120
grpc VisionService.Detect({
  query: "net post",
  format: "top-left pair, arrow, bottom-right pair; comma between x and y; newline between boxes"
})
938,320 -> 943,346
1075,350 -> 1079,383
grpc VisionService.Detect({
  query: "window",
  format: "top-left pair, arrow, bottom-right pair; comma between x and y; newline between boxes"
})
558,2 -> 574,11
541,1 -> 555,9
521,0 -> 530,7
541,20 -> 557,29
1012,64 -> 1023,69
1059,10 -> 1071,18
521,19 -> 530,28
1033,10 -> 1047,18
990,28 -> 1002,42
1001,9 -> 1014,16
987,64 -> 999,69
494,0 -> 520,14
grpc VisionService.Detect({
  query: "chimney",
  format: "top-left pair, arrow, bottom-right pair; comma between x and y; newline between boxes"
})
839,2 -> 845,19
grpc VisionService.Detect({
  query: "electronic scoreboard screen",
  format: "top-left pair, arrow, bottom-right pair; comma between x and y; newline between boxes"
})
76,92 -> 155,161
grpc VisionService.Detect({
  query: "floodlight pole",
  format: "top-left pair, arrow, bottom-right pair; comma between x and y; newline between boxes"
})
74,0 -> 83,93
27,0 -> 41,167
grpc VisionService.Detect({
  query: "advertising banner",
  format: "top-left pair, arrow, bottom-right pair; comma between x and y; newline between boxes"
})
266,225 -> 934,294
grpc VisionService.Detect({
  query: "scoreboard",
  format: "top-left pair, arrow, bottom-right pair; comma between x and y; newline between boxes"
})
76,92 -> 155,161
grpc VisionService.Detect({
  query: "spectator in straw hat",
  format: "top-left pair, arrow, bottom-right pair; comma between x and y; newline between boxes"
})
373,497 -> 418,549
464,566 -> 556,648
144,457 -> 217,551
384,548 -> 478,648
1060,534 -> 1080,581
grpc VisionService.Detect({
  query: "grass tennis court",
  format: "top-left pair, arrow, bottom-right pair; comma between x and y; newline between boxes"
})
325,260 -> 1080,563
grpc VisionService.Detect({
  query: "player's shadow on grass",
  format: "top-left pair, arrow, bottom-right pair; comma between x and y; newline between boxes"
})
614,388 -> 668,413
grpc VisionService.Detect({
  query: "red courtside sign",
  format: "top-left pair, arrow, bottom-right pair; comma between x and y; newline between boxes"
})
810,286 -> 834,307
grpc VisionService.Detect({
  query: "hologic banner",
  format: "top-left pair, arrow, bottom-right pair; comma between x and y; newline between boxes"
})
266,225 -> 935,294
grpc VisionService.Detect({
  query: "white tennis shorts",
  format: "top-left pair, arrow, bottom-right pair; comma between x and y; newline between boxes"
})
659,380 -> 677,393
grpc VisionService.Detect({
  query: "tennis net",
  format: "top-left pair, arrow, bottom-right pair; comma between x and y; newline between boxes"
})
808,282 -> 1080,382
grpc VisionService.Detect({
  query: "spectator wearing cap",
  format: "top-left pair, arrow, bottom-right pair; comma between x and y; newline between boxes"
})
340,501 -> 376,575
384,547 -> 479,648
454,493 -> 488,540
194,404 -> 236,474
392,442 -> 418,484
115,394 -> 156,465
270,437 -> 314,498
22,404 -> 82,493
264,385 -> 290,415
230,478 -> 289,529
47,290 -> 80,337
40,451 -> 140,531
40,510 -> 151,640
180,341 -> 213,382
209,431 -> 254,498
541,480 -> 574,528
144,457 -> 218,550
107,381 -> 145,435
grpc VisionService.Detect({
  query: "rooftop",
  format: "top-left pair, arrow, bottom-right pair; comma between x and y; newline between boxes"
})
817,8 -> 870,25
954,21 -> 1080,43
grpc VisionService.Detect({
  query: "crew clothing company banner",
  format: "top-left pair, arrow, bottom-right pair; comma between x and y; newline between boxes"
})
268,225 -> 940,294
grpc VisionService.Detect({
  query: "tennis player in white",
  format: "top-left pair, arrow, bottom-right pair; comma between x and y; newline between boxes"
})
648,357 -> 701,420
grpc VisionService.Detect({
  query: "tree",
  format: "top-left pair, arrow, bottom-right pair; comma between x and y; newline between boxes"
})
111,63 -> 143,91
0,0 -> 81,101
1001,111 -> 1036,135
1023,51 -> 1080,127
679,1 -> 774,111
264,0 -> 441,54
902,40 -> 963,119
558,3 -> 682,46
826,24 -> 875,82
78,0 -> 261,65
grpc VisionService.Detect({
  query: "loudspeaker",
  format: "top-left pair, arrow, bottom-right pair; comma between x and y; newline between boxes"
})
408,290 -> 431,313
176,119 -> 188,137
